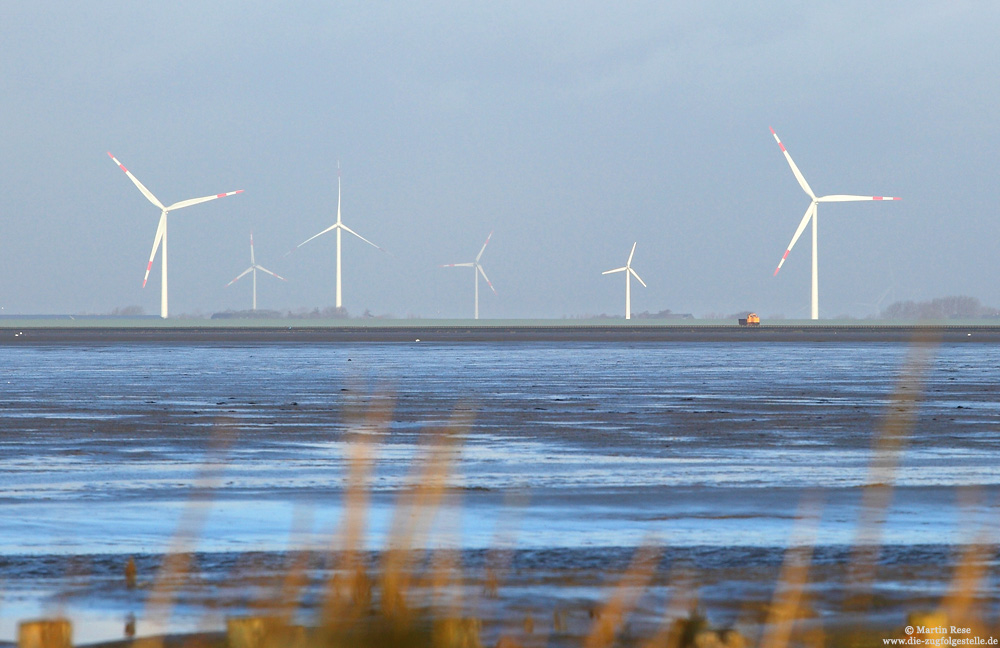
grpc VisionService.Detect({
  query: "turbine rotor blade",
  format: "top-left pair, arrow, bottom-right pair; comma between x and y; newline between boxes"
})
295,224 -> 339,249
108,152 -> 165,210
441,262 -> 474,268
603,267 -> 627,275
627,242 -> 637,267
256,265 -> 287,281
478,264 -> 497,295
769,127 -> 817,200
629,267 -> 647,288
339,223 -> 385,252
166,190 -> 243,211
143,212 -> 167,287
774,202 -> 816,276
476,230 -> 494,262
226,267 -> 253,287
819,194 -> 901,202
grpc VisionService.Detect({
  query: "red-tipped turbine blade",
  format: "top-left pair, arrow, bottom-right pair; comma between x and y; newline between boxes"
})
166,190 -> 243,211
769,127 -> 817,200
774,203 -> 815,276
476,230 -> 494,262
143,213 -> 166,287
108,152 -> 166,210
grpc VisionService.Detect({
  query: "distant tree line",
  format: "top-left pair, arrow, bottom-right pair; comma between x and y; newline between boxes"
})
209,307 -> 404,320
211,306 -> 351,319
109,305 -> 145,316
700,310 -> 755,320
879,296 -> 1000,319
102,296 -> 1000,321
630,309 -> 694,320
566,309 -> 694,319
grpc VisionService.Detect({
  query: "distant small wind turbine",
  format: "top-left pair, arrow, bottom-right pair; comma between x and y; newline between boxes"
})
226,230 -> 287,311
602,242 -> 646,320
855,266 -> 897,318
108,152 -> 243,318
292,163 -> 384,309
866,286 -> 893,316
769,127 -> 900,320
441,231 -> 497,319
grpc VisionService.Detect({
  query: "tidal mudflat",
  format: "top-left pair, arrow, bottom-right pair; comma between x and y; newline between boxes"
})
1,340 -> 998,644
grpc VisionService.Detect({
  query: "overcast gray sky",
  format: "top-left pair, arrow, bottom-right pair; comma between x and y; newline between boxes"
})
1,1 -> 997,319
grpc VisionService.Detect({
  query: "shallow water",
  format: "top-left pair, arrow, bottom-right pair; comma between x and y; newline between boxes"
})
1,341 -> 999,642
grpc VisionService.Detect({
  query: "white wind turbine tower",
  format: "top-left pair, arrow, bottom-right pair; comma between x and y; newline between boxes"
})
441,231 -> 497,319
293,164 -> 384,309
108,152 -> 243,318
226,230 -> 287,311
602,242 -> 646,320
769,127 -> 900,320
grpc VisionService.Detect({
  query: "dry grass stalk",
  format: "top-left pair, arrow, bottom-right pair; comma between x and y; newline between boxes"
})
125,556 -> 138,589
845,333 -> 939,612
478,489 -> 529,647
428,523 -> 462,617
759,496 -> 822,648
583,544 -> 662,648
634,560 -> 703,648
380,409 -> 470,621
427,476 -> 470,647
226,615 -> 307,648
272,506 -> 318,622
133,421 -> 236,648
937,488 -> 996,636
319,398 -> 390,627
481,489 -> 528,601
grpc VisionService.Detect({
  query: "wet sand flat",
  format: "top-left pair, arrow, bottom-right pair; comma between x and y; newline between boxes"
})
1,340 -> 998,643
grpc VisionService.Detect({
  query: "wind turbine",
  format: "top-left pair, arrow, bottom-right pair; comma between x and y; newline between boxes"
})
769,127 -> 900,320
602,242 -> 646,320
226,230 -> 287,311
441,231 -> 497,319
292,164 -> 384,309
855,265 -> 897,318
108,152 -> 243,318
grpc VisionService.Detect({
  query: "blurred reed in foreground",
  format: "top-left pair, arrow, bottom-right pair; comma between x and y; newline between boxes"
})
20,333 -> 1000,648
